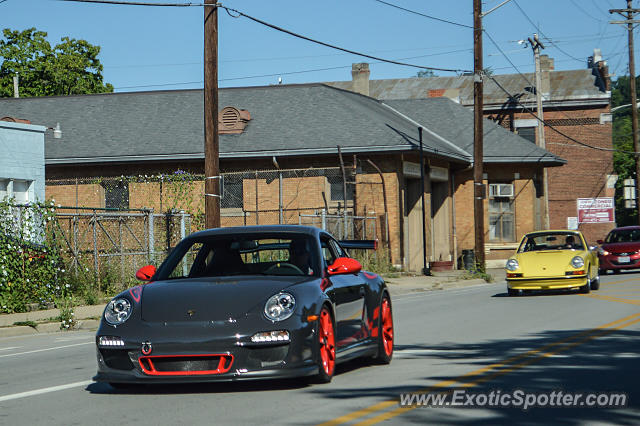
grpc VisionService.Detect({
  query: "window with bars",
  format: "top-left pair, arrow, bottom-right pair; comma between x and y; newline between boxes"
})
516,126 -> 536,144
327,175 -> 353,201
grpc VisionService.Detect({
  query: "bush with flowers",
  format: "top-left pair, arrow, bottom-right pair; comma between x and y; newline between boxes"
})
0,200 -> 69,313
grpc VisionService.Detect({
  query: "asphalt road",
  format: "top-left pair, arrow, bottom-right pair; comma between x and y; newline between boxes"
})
1,273 -> 639,425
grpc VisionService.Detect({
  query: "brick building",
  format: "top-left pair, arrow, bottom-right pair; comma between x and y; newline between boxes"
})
0,83 -> 562,271
329,55 -> 614,264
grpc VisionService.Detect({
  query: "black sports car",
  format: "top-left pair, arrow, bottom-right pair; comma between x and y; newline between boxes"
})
93,225 -> 393,386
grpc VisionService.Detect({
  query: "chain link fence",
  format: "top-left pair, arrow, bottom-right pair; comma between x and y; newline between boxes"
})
41,166 -> 386,287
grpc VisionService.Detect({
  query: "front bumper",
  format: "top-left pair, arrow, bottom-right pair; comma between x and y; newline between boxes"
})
94,319 -> 318,384
599,254 -> 640,271
507,275 -> 587,291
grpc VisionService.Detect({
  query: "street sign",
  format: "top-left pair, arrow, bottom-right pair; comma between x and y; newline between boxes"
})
577,198 -> 615,223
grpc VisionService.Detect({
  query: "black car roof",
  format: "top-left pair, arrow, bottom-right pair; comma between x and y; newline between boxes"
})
186,225 -> 322,240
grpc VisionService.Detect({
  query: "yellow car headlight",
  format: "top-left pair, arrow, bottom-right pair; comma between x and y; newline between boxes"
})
505,259 -> 519,271
570,256 -> 584,269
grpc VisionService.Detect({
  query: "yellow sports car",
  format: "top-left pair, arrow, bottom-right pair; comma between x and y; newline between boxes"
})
505,230 -> 600,296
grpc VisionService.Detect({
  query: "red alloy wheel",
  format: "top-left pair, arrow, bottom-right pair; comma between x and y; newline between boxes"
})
318,308 -> 336,377
381,298 -> 394,357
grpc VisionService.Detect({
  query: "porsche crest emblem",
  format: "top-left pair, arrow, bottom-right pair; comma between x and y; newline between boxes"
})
187,309 -> 196,317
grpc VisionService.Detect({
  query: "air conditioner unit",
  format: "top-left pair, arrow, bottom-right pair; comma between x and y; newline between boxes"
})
489,183 -> 514,198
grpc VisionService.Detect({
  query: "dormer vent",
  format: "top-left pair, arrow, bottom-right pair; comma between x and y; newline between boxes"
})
218,107 -> 251,134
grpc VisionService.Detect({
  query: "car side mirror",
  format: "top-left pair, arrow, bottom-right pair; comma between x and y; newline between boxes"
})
136,265 -> 156,281
596,239 -> 603,245
327,257 -> 362,275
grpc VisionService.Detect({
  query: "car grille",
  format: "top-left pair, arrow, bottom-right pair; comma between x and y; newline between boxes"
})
138,354 -> 234,376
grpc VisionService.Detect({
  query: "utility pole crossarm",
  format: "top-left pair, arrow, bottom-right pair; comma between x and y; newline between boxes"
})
609,8 -> 640,14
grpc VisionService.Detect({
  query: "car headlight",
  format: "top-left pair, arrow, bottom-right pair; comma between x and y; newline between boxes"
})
598,247 -> 609,256
571,256 -> 584,268
505,259 -> 519,271
104,298 -> 132,325
264,292 -> 296,321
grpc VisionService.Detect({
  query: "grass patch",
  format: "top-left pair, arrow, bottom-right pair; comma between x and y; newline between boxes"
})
460,268 -> 494,283
13,320 -> 38,329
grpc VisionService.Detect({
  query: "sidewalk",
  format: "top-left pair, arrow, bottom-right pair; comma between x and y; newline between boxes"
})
0,268 -> 506,338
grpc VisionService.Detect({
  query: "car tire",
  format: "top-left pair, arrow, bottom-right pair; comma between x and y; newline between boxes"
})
591,272 -> 600,291
598,268 -> 606,275
313,306 -> 336,384
507,288 -> 519,297
372,294 -> 394,365
580,277 -> 591,294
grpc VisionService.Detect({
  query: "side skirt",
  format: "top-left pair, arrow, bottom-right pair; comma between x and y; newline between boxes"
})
335,339 -> 377,364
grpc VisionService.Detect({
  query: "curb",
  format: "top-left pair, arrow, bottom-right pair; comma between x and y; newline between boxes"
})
0,319 -> 99,338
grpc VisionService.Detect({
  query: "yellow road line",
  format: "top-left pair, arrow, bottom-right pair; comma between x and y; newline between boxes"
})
356,315 -> 640,426
601,277 -> 640,285
583,294 -> 640,306
318,312 -> 640,426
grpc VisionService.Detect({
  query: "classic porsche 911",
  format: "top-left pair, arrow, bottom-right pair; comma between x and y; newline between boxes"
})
93,225 -> 393,387
505,230 -> 600,296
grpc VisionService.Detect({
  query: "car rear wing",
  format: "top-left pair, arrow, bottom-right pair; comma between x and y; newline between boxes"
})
339,240 -> 378,251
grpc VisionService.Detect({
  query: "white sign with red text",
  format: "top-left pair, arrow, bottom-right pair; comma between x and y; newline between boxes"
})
577,198 -> 615,223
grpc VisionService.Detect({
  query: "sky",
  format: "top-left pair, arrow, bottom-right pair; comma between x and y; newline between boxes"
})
1,0 -> 639,92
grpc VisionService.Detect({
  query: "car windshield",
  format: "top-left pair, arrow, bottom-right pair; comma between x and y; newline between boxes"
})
518,232 -> 584,252
156,233 -> 320,280
605,229 -> 640,243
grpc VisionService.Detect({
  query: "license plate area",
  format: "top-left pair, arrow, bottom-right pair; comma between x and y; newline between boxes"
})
618,256 -> 630,263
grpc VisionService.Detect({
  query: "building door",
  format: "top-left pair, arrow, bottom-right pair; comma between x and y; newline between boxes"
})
405,179 -> 424,272
431,181 -> 451,262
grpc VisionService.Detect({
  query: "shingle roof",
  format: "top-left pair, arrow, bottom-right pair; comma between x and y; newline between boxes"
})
0,83 -> 562,167
383,97 -> 565,165
328,69 -> 609,108
0,84 -> 471,165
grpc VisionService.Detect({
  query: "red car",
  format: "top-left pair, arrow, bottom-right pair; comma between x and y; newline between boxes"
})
597,226 -> 640,274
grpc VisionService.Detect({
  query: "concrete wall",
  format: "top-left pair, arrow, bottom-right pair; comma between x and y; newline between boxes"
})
0,121 -> 46,203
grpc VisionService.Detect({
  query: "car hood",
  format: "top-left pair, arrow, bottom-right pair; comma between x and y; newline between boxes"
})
600,242 -> 640,254
140,276 -> 313,322
514,250 -> 585,277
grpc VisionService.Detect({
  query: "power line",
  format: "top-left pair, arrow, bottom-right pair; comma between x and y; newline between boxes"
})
512,0 -> 584,63
370,0 -> 472,29
486,73 -> 633,154
483,29 -> 633,158
218,4 -> 469,73
114,48 -> 478,88
104,47 -> 473,70
569,0 -> 606,22
58,0 -> 470,73
60,0 -> 199,5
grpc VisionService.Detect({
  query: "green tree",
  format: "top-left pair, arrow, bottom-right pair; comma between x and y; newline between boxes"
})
611,75 -> 640,225
416,69 -> 435,78
0,28 -> 113,97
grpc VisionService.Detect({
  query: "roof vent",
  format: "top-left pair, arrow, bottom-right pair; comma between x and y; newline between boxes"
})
218,106 -> 251,134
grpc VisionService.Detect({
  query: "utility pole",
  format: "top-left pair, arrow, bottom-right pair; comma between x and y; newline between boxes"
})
611,1 -> 640,223
528,34 -> 550,229
204,0 -> 221,229
473,0 -> 485,271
